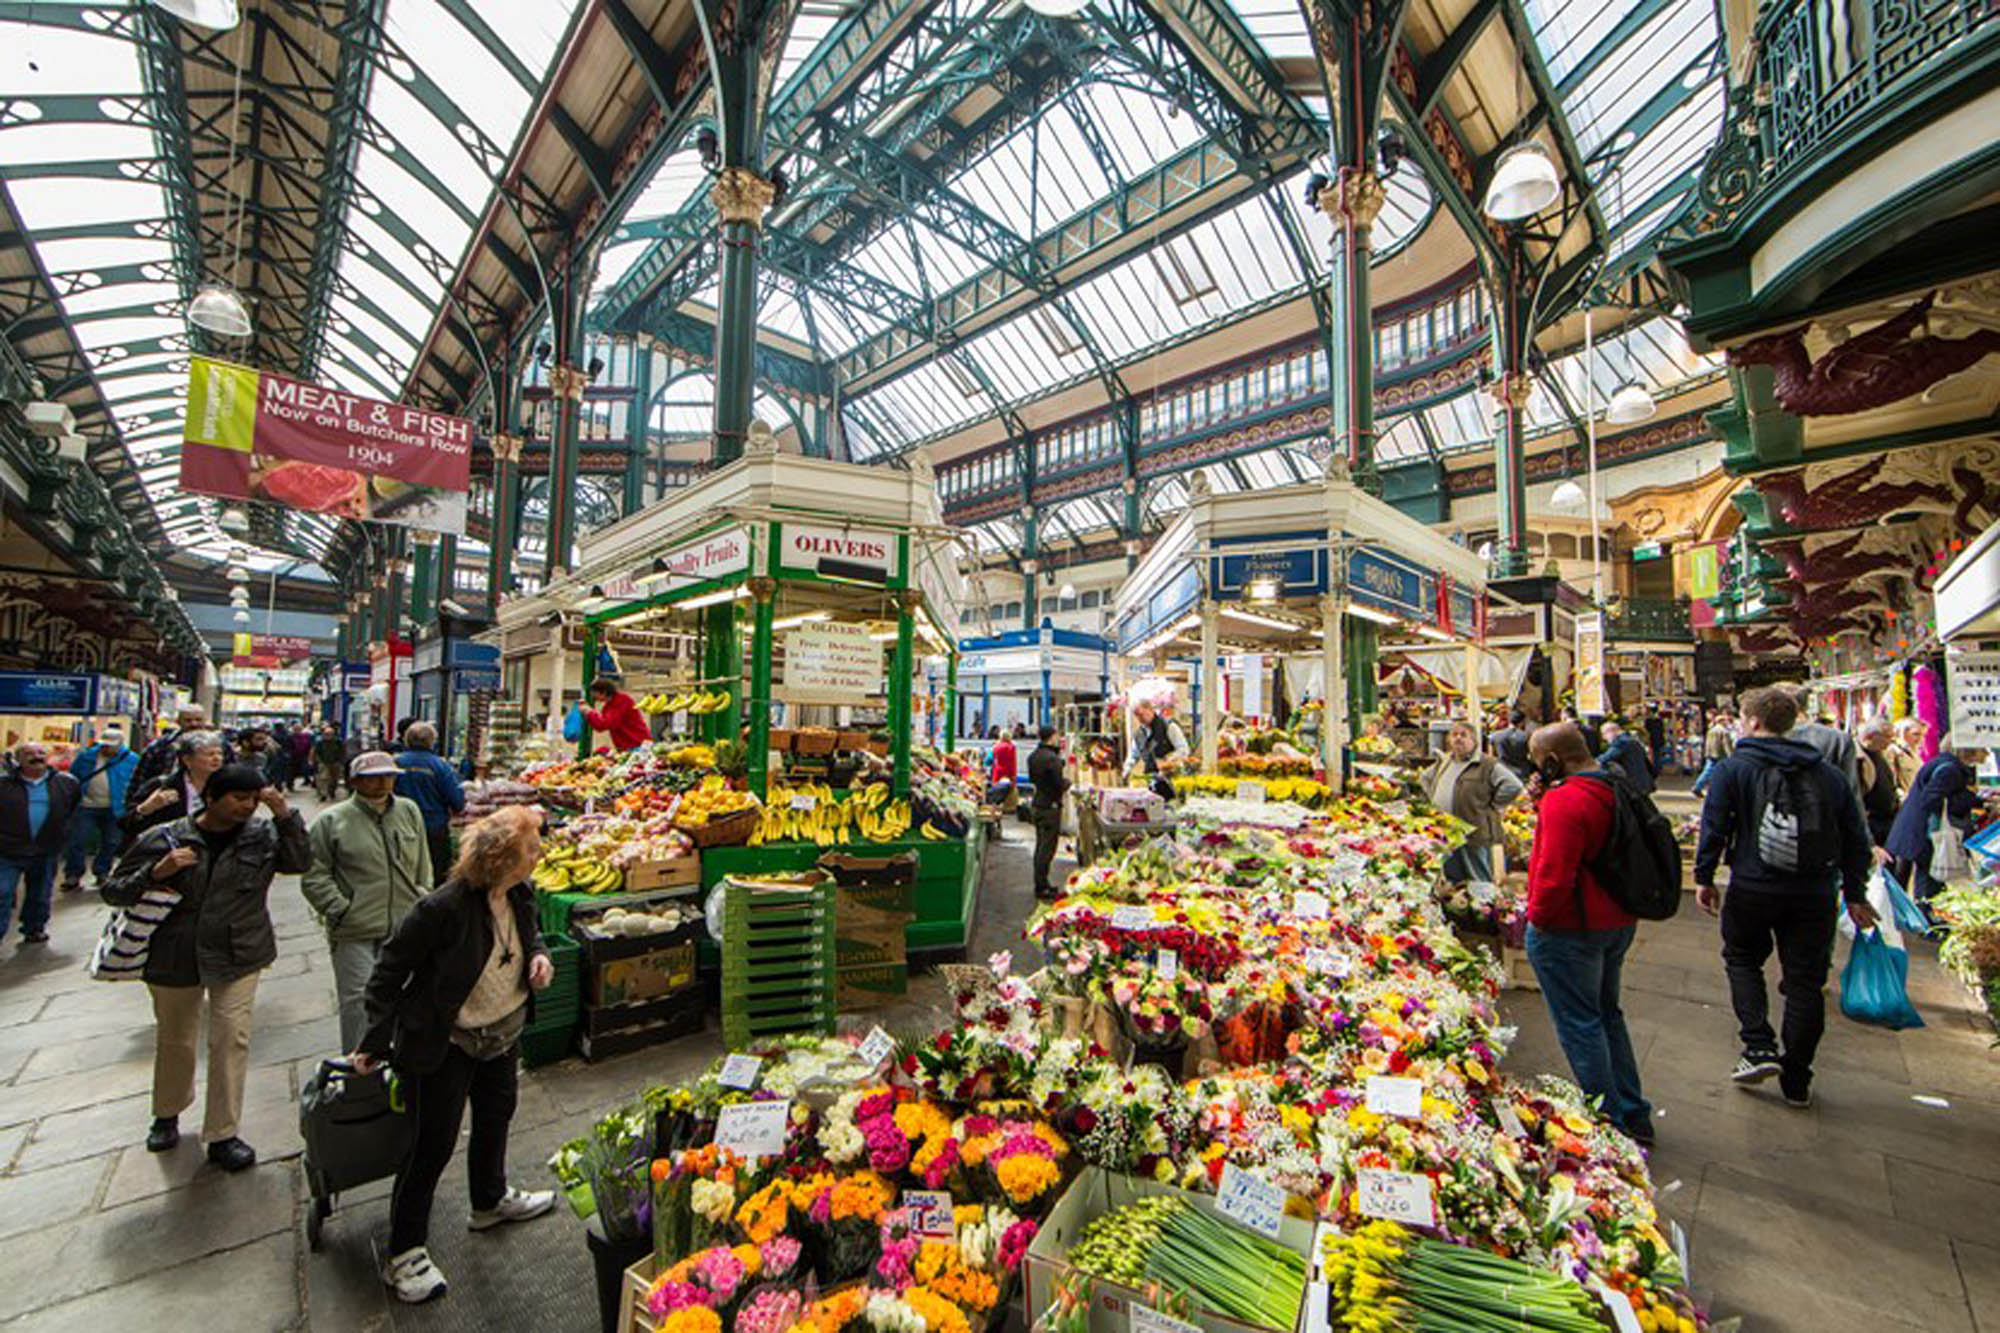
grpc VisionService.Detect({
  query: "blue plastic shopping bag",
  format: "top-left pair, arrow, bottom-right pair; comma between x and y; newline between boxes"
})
1839,928 -> 1924,1030
1878,868 -> 1931,938
562,703 -> 585,744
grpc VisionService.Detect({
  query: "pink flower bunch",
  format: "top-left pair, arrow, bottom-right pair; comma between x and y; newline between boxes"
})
862,1111 -> 910,1174
735,1287 -> 806,1333
691,1246 -> 748,1302
759,1235 -> 802,1279
994,1121 -> 1055,1162
645,1281 -> 706,1317
921,1135 -> 959,1189
875,1211 -> 920,1285
997,1217 -> 1039,1272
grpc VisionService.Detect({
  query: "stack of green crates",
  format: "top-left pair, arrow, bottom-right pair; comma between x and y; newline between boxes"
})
521,932 -> 581,1068
720,877 -> 837,1049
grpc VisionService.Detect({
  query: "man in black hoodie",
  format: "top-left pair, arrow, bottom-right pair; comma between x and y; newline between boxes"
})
1027,726 -> 1070,899
1693,686 -> 1874,1107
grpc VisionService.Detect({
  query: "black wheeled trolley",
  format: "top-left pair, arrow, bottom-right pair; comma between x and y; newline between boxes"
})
299,1058 -> 414,1251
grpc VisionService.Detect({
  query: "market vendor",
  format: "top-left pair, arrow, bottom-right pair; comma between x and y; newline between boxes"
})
986,726 -> 1018,804
1423,721 -> 1523,883
582,676 -> 650,752
1124,700 -> 1187,802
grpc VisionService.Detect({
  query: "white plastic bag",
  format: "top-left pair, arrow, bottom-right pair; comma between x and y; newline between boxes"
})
1932,820 -> 1971,883
1838,869 -> 1902,950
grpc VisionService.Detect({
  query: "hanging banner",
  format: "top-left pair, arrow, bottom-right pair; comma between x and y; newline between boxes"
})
1687,544 -> 1721,600
1575,612 -> 1606,715
232,633 -> 313,668
782,621 -> 884,705
180,356 -> 472,534
1946,650 -> 2000,749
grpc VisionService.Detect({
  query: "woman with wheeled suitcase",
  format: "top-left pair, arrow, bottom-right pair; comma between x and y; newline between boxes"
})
349,805 -> 556,1304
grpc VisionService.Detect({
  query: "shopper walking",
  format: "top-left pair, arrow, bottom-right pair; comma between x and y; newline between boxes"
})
1027,725 -> 1070,900
395,722 -> 466,886
63,725 -> 139,892
1423,721 -> 1524,883
1489,709 -> 1534,781
1521,722 -> 1652,1146
1885,740 -> 1989,903
123,732 -> 227,843
302,752 -> 432,1049
1693,687 -> 1873,1107
1855,719 -> 1902,856
1887,717 -> 1927,795
1124,700 -> 1188,802
313,723 -> 347,802
133,707 -> 224,789
1597,722 -> 1656,797
103,765 -> 309,1168
350,806 -> 557,1304
582,676 -> 650,753
1692,708 -> 1735,797
0,742 -> 82,946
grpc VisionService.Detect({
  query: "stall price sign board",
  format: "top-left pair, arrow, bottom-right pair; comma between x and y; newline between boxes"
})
1364,1076 -> 1424,1119
1947,651 -> 2000,749
717,1054 -> 763,1089
1356,1168 -> 1434,1227
181,356 -> 472,534
715,1100 -> 791,1158
903,1190 -> 955,1240
1216,1162 -> 1287,1238
858,1026 -> 896,1068
782,621 -> 883,705
1234,780 -> 1267,803
1131,1307 -> 1204,1333
1111,905 -> 1155,930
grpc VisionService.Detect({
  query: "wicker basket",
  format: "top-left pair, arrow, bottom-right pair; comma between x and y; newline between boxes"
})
794,729 -> 838,756
676,804 -> 761,848
768,728 -> 795,753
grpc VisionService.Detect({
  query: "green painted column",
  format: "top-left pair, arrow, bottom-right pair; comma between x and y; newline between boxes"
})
488,433 -> 522,611
944,651 -> 958,755
408,533 -> 435,632
577,622 -> 598,760
891,590 -> 917,796
433,535 -> 457,621
746,578 -> 775,798
1319,172 -> 1389,494
1021,503 -> 1039,634
544,271 -> 588,580
624,338 -> 651,515
706,600 -> 741,744
1345,617 -> 1378,725
1490,244 -> 1534,578
711,172 -> 775,464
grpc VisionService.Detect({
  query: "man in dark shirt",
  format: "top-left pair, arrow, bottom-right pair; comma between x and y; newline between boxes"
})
1026,727 -> 1070,899
1489,709 -> 1533,780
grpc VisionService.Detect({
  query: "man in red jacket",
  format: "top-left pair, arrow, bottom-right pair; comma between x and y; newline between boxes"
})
1523,722 -> 1653,1146
583,677 -> 651,752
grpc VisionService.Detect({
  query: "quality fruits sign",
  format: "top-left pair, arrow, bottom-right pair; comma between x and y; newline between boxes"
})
180,356 -> 473,535
779,522 -> 901,584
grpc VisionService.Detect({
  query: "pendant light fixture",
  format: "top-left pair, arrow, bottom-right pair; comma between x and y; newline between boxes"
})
1549,478 -> 1587,510
1605,380 -> 1656,424
1023,0 -> 1089,13
151,0 -> 241,30
188,284 -> 253,337
1483,143 -> 1561,222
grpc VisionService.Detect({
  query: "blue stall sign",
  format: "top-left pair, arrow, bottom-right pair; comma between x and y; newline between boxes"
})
0,672 -> 94,714
1346,548 -> 1427,620
455,667 -> 503,692
1210,530 -> 1329,599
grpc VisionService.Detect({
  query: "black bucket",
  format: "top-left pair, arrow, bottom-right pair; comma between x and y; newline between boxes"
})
585,1221 -> 654,1333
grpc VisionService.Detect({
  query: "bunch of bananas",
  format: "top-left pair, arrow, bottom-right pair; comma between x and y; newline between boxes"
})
531,847 -> 622,894
750,782 -> 922,845
665,743 -> 716,768
640,690 -> 732,715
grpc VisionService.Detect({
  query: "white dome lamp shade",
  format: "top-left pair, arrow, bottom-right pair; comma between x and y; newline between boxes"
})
188,284 -> 252,338
1482,143 -> 1562,222
232,609 -> 251,625
1023,0 -> 1089,13
1057,582 -> 1077,600
1549,478 -> 1588,510
1604,380 -> 1657,425
151,0 -> 241,29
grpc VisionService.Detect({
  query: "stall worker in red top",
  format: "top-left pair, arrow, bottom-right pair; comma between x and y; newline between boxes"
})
1522,721 -> 1653,1147
583,677 -> 650,752
987,726 -> 1018,804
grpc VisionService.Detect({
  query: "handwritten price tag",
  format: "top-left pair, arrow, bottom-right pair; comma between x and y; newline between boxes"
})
1131,1307 -> 1204,1333
1292,889 -> 1329,919
1235,780 -> 1267,804
903,1189 -> 954,1240
1496,1102 -> 1528,1139
1302,947 -> 1351,978
1110,904 -> 1155,930
1329,851 -> 1368,881
1365,1076 -> 1424,1120
714,1099 -> 790,1158
1216,1161 -> 1287,1238
717,1054 -> 763,1089
857,1026 -> 896,1068
1356,1168 -> 1434,1227
1156,949 -> 1179,981
790,794 -> 818,812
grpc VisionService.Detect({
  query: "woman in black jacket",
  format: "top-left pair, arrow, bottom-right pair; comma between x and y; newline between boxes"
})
121,731 -> 226,844
351,805 -> 554,1305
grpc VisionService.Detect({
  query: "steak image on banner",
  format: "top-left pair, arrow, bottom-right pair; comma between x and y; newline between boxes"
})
180,356 -> 473,534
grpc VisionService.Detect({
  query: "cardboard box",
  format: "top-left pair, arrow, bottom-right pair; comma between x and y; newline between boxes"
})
835,961 -> 909,1009
818,851 -> 918,916
835,901 -> 911,1010
587,943 -> 698,1006
1024,1168 -> 1318,1333
624,855 -> 701,892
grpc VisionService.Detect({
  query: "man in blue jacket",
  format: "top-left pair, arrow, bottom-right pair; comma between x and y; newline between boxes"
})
1,742 -> 81,945
394,721 -> 465,886
63,726 -> 139,893
1693,686 -> 1874,1108
1597,721 -> 1656,797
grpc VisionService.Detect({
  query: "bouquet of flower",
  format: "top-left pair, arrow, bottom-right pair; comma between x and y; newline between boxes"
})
1097,957 -> 1217,1046
794,1170 -> 896,1283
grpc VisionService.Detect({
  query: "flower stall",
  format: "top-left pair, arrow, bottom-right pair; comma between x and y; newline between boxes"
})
545,789 -> 1712,1333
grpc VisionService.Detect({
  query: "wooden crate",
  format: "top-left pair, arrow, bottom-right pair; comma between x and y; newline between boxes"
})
623,855 -> 701,892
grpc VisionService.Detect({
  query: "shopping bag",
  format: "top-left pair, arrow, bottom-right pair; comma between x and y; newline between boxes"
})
562,703 -> 586,744
1931,819 -> 1971,883
1880,867 -> 1932,938
87,884 -> 178,981
299,1059 -> 413,1194
1839,870 -> 1902,950
1838,928 -> 1925,1030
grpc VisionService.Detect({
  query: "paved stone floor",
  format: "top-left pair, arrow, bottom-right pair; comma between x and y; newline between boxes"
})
0,786 -> 1993,1331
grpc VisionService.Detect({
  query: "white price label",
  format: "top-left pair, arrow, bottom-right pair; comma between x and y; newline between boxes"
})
790,794 -> 818,811
1235,780 -> 1267,804
1590,1276 -> 1646,1333
903,1189 -> 954,1240
1365,1076 -> 1424,1120
1292,890 -> 1329,920
1496,1102 -> 1528,1139
1111,904 -> 1155,930
1132,1307 -> 1204,1333
717,1054 -> 763,1089
1216,1161 -> 1287,1238
714,1099 -> 791,1158
1156,948 -> 1179,981
1329,851 -> 1368,881
1356,1168 -> 1434,1227
857,1025 -> 896,1067
1302,947 -> 1350,977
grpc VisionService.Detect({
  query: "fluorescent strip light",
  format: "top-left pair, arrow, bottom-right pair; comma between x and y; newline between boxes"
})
1416,626 -> 1453,641
771,611 -> 832,632
1223,608 -> 1306,634
1126,612 -> 1200,658
603,606 -> 658,628
1345,604 -> 1400,625
675,587 -> 749,611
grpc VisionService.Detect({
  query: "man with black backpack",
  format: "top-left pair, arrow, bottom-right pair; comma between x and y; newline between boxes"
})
1522,722 -> 1679,1148
1694,686 -> 1875,1108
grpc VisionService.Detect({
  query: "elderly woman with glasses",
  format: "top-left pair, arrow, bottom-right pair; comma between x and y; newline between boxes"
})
122,731 -> 227,843
351,805 -> 556,1304
0,742 -> 82,945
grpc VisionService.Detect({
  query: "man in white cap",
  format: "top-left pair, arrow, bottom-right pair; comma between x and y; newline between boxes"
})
301,750 -> 432,1048
63,725 -> 139,893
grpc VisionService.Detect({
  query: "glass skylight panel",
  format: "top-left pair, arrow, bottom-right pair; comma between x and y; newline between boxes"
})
1220,0 -> 1317,61
624,149 -> 709,222
60,281 -> 182,319
1,122 -> 157,169
1560,1 -> 1713,154
1376,415 -> 1430,463
1521,0 -> 1633,84
773,5 -> 844,93
368,76 -> 493,206
1070,81 -> 1198,179
961,313 -> 1080,402
7,176 -> 168,232
352,145 -> 475,261
337,239 -> 444,330
760,283 -> 812,341
0,19 -> 143,94
68,315 -> 183,352
953,104 -> 1110,238
1607,91 -> 1723,230
382,0 -> 536,135
1425,392 -> 1494,454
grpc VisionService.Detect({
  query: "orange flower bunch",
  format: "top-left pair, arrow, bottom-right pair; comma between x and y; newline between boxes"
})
903,1285 -> 972,1333
1028,1122 -> 1070,1159
827,1170 -> 894,1223
915,1244 -> 1000,1312
734,1181 -> 790,1243
895,1099 -> 953,1143
660,1308 -> 721,1333
675,1142 -> 743,1186
794,1285 -> 867,1333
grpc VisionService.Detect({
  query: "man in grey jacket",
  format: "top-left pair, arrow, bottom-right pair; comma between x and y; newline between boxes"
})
301,751 -> 432,1048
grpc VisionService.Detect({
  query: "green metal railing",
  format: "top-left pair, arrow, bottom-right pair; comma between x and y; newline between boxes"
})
1608,597 -> 1692,641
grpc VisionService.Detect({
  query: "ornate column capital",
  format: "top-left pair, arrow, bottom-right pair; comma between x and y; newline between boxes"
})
1316,168 -> 1388,238
490,433 -> 524,463
748,575 -> 778,604
547,364 -> 588,403
897,588 -> 924,616
712,167 -> 777,229
1487,371 -> 1535,411
408,529 -> 439,547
